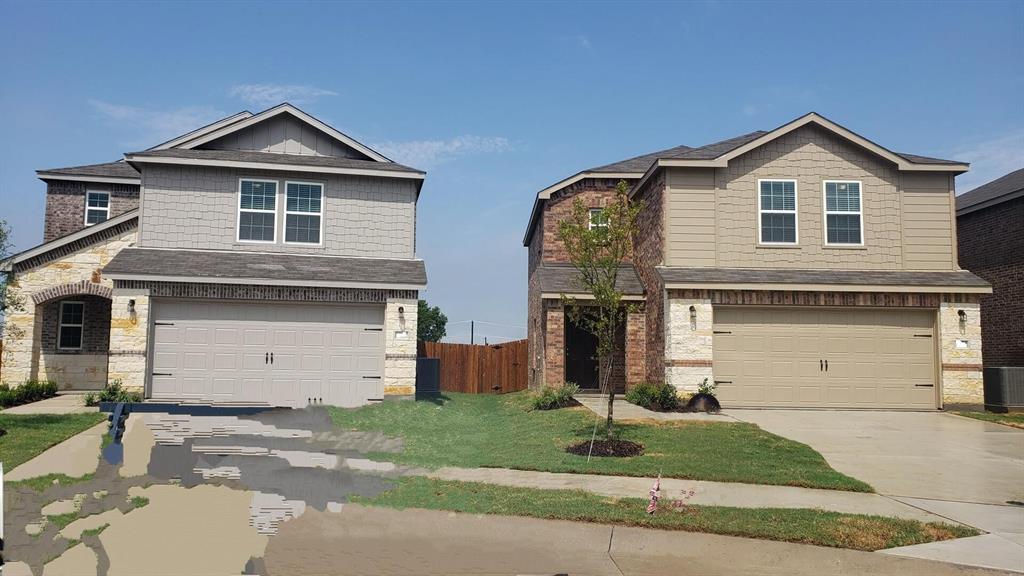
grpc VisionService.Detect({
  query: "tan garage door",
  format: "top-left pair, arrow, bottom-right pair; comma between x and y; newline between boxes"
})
150,300 -> 385,408
712,307 -> 936,409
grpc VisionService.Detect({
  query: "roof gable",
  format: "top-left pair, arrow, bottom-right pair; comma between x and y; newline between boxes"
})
175,103 -> 391,162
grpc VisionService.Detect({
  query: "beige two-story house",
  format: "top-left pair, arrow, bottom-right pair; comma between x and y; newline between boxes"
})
526,113 -> 989,408
2,103 -> 426,407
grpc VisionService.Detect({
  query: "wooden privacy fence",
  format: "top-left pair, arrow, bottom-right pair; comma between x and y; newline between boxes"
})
418,339 -> 528,394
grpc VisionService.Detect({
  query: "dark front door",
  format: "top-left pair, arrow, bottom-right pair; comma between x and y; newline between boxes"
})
565,315 -> 599,389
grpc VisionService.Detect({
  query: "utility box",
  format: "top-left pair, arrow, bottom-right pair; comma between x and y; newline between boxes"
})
416,358 -> 441,395
983,367 -> 1024,412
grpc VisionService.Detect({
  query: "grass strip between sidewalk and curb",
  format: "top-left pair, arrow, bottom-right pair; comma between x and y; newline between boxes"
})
955,411 -> 1024,429
354,477 -> 979,552
0,413 -> 106,471
328,392 -> 872,492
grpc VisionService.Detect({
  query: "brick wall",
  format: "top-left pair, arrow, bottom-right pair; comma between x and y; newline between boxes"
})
542,178 -> 634,263
526,217 -> 544,388
631,170 -> 667,383
958,196 -> 1024,367
44,181 -> 139,242
39,295 -> 111,353
624,309 -> 646,387
543,306 -> 564,385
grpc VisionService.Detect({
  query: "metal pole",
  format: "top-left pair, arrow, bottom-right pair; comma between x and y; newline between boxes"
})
470,320 -> 474,345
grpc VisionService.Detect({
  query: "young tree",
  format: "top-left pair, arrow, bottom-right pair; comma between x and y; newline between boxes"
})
417,299 -> 448,342
557,180 -> 643,439
0,220 -> 25,370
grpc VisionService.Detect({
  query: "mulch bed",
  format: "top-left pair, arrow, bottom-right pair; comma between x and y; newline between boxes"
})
565,439 -> 644,457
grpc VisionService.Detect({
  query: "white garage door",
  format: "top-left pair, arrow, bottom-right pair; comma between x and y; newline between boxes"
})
150,300 -> 385,408
713,307 -> 937,409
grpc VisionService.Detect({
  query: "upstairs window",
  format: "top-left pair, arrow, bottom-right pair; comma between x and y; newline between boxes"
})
58,301 -> 84,350
588,208 -> 608,230
85,191 -> 110,225
285,182 -> 323,244
824,181 -> 863,245
758,179 -> 797,244
238,179 -> 277,242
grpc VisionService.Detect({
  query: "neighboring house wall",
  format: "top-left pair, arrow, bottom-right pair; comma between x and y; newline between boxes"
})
44,181 -> 139,242
958,196 -> 1024,367
203,114 -> 369,158
138,165 -> 417,259
665,124 -> 956,271
526,214 -> 544,388
632,171 -> 666,384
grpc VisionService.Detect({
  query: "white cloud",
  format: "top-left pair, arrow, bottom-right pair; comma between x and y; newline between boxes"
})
89,100 -> 227,147
228,84 -> 338,107
949,130 -> 1024,193
371,135 -> 512,169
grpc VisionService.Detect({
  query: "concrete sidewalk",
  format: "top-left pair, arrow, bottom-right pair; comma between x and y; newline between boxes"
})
574,394 -> 731,422
1,393 -> 95,415
425,466 -> 949,523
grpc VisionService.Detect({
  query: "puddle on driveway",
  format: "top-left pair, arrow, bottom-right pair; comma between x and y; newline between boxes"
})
4,406 -> 409,576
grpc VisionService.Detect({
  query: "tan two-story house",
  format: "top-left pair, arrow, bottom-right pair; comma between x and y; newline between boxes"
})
526,113 -> 989,408
2,103 -> 426,408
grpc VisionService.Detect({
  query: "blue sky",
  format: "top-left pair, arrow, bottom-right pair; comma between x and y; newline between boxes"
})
1,1 -> 1021,343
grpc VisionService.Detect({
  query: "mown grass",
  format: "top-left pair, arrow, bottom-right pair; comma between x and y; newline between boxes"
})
956,411 -> 1024,429
6,472 -> 95,492
328,393 -> 871,491
355,477 -> 977,551
0,413 -> 106,471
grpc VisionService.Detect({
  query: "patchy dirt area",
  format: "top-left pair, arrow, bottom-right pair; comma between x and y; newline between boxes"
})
4,406 -> 411,576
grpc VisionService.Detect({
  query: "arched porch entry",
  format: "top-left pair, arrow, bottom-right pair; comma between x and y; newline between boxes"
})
27,280 -> 113,390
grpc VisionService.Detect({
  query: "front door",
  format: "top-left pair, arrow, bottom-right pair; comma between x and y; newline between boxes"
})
564,315 -> 599,389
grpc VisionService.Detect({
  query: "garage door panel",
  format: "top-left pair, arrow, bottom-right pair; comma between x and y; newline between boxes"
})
151,300 -> 385,408
713,306 -> 936,408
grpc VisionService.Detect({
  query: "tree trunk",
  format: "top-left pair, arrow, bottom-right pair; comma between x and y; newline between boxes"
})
603,355 -> 615,440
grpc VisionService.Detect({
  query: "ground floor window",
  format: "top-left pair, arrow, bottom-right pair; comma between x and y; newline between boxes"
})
58,300 -> 85,350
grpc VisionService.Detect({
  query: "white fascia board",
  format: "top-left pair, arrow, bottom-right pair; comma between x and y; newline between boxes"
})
4,209 -> 139,269
123,154 -> 424,180
36,173 -> 140,185
177,104 -> 392,163
662,281 -> 992,294
103,272 -> 426,291
149,112 -> 253,150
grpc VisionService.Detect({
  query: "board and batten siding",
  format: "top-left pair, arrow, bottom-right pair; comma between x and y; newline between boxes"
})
661,124 -> 956,272
901,173 -> 955,270
138,164 -> 417,259
665,168 -> 716,267
203,113 -> 367,158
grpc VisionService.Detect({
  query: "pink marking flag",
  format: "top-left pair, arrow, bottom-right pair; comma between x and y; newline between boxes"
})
646,474 -> 661,515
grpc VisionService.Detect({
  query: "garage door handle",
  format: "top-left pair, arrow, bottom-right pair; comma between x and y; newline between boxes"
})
913,334 -> 932,338
915,384 -> 934,387
152,372 -> 172,376
714,380 -> 732,384
265,352 -> 269,364
270,352 -> 274,364
362,376 -> 381,379
713,330 -> 732,334
364,328 -> 383,332
820,359 -> 823,371
825,359 -> 828,372
155,322 -> 175,326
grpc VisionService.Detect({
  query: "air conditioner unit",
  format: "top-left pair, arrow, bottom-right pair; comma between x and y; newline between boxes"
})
983,367 -> 1024,412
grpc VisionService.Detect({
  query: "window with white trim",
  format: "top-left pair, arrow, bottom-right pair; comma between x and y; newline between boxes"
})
758,180 -> 797,244
285,182 -> 323,244
588,208 -> 608,230
58,301 -> 84,350
238,179 -> 277,242
824,181 -> 862,245
84,191 -> 110,225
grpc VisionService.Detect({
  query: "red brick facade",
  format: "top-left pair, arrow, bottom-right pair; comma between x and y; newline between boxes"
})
526,177 -> 646,390
957,195 -> 1024,367
630,170 -> 667,384
44,181 -> 139,242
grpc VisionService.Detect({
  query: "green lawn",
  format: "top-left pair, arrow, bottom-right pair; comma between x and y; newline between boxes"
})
956,411 -> 1024,429
328,393 -> 872,492
355,477 -> 976,551
0,413 -> 106,471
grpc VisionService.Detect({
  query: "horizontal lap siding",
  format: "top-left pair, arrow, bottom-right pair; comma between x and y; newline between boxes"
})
902,173 -> 954,270
666,168 -> 716,267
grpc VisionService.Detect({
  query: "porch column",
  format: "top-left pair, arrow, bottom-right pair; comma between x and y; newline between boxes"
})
543,307 -> 565,386
625,309 -> 646,389
107,288 -> 150,392
384,296 -> 418,398
0,289 -> 40,385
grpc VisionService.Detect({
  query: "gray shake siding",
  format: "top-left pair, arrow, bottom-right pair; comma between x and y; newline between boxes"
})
138,164 -> 417,259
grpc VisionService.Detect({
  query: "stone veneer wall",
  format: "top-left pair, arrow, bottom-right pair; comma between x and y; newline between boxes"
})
938,300 -> 984,406
1,229 -> 137,387
662,289 -> 983,405
109,280 -> 419,398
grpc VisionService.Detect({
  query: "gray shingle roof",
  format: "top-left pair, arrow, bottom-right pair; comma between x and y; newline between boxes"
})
589,145 -> 692,173
894,152 -> 963,165
956,168 -> 1024,213
664,131 -> 768,160
103,248 -> 427,287
126,148 -> 424,175
537,264 -> 645,296
657,267 -> 989,288
38,161 -> 140,180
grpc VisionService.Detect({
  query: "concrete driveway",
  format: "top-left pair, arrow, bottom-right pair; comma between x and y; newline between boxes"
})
728,410 -> 1024,505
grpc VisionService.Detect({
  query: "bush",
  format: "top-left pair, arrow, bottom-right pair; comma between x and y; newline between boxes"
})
531,382 -> 580,410
625,382 -> 680,411
697,377 -> 718,397
0,380 -> 59,408
87,380 -> 142,405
